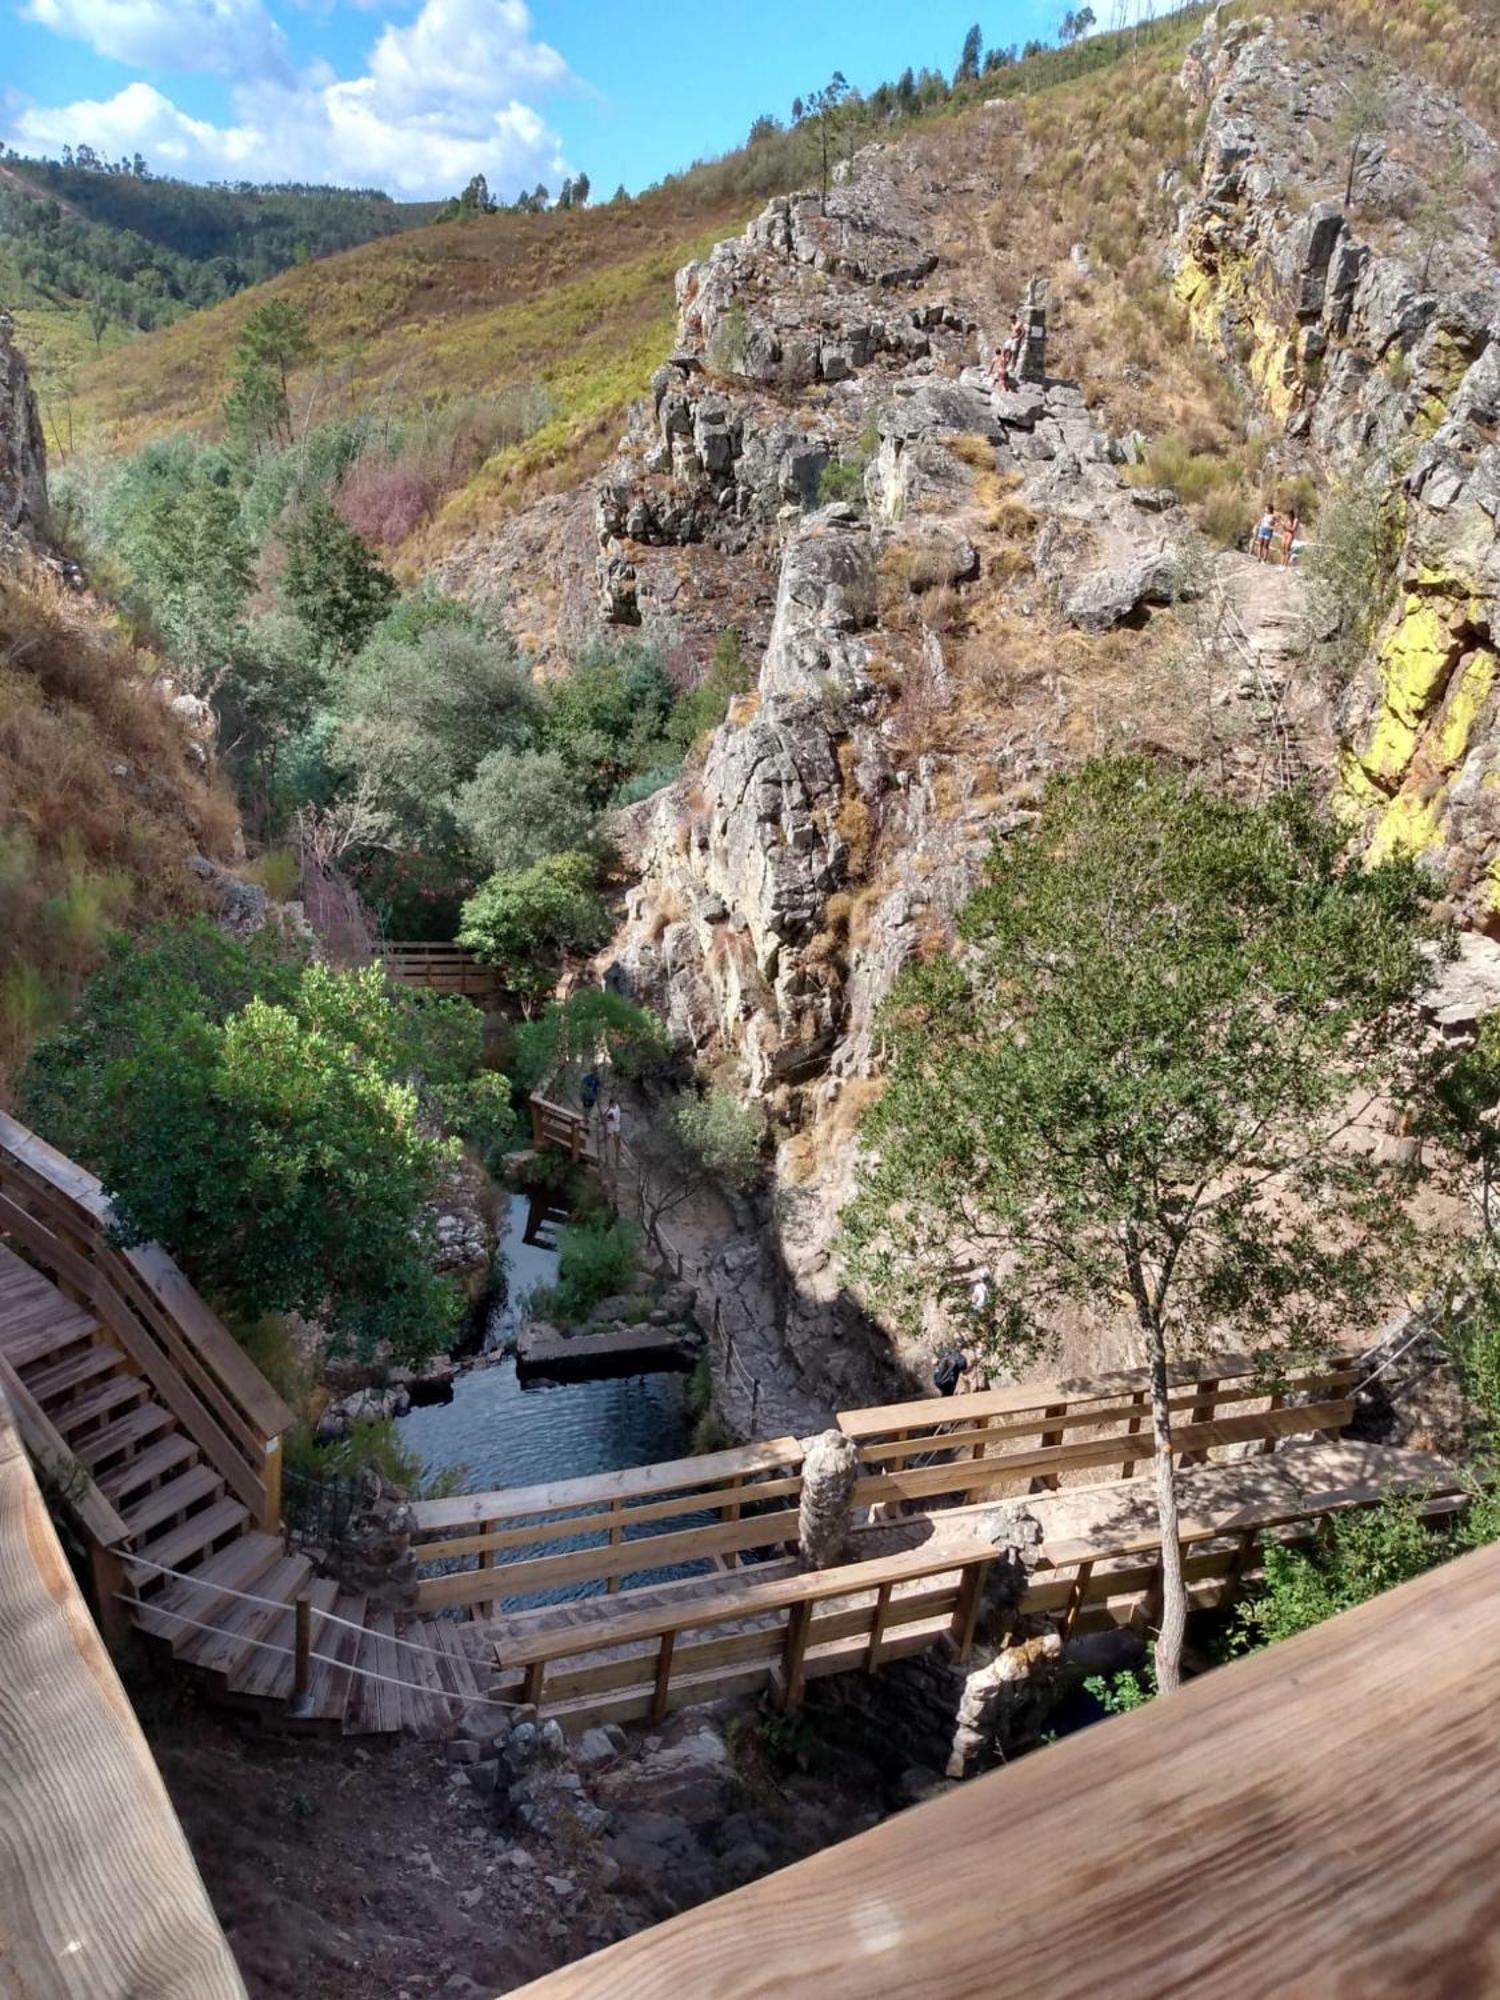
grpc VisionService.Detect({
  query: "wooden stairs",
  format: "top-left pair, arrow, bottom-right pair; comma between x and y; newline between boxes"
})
0,1241 -> 485,1738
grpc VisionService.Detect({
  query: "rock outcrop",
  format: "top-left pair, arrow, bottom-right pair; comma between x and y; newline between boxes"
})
1176,10 -> 1500,918
0,313 -> 47,543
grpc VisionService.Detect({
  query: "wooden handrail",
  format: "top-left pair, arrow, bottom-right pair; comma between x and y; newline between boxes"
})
0,1111 -> 292,1530
510,1537 -> 1500,1999
0,1351 -> 131,1550
0,1385 -> 247,1999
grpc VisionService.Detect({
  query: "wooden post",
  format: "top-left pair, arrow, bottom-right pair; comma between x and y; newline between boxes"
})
607,1498 -> 623,1595
1027,1402 -> 1068,1494
1121,1389 -> 1147,1480
1061,1560 -> 1095,1644
477,1520 -> 495,1621
722,1477 -> 743,1571
781,1599 -> 813,1712
867,1582 -> 893,1674
651,1630 -> 676,1723
750,1379 -> 761,1434
288,1596 -> 313,1718
1221,1527 -> 1258,1604
950,1557 -> 993,1664
88,1542 -> 135,1656
523,1659 -> 546,1710
964,1414 -> 992,1505
259,1432 -> 283,1533
1180,1377 -> 1219,1468
1260,1388 -> 1284,1455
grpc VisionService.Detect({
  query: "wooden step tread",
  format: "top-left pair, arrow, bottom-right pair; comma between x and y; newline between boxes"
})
348,1613 -> 402,1736
22,1342 -> 121,1405
177,1552 -> 312,1676
74,1403 -> 174,1470
128,1497 -> 249,1579
397,1622 -> 454,1740
309,1590 -> 368,1725
232,1577 -> 340,1703
55,1372 -> 149,1437
2,1318 -> 98,1371
122,1463 -> 225,1540
97,1433 -> 198,1502
130,1532 -> 285,1641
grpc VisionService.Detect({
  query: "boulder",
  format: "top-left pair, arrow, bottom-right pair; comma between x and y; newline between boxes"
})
1062,550 -> 1187,632
797,1428 -> 863,1569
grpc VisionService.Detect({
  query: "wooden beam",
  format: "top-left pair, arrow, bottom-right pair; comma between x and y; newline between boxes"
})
510,1537 -> 1500,2000
0,1385 -> 246,1998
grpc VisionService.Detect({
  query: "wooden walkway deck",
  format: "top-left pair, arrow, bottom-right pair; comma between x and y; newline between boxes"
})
0,1383 -> 245,1999
513,1534 -> 1500,1998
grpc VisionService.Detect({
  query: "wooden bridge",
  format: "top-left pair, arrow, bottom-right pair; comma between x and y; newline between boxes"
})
376,940 -> 501,999
407,1352 -> 1466,1732
0,1112 -> 489,1738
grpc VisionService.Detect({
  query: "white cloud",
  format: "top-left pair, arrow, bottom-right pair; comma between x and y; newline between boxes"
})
5,0 -> 574,198
23,0 -> 294,82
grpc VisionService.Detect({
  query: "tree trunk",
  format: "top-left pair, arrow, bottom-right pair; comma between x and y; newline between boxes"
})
1344,139 -> 1359,210
1147,1325 -> 1187,1694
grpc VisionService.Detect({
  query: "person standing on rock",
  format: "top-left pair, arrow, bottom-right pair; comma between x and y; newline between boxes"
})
1281,509 -> 1301,568
1254,504 -> 1276,563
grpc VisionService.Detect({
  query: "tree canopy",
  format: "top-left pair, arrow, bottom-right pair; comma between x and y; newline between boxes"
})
842,758 -> 1445,1688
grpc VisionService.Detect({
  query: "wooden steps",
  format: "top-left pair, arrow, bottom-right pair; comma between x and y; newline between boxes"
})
1,1176 -> 454,1743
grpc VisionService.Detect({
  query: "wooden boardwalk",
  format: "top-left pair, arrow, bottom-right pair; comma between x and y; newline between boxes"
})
513,1535 -> 1500,1999
0,1383 -> 245,1998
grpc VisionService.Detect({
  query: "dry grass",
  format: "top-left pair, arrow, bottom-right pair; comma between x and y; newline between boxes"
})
0,560 -> 236,1093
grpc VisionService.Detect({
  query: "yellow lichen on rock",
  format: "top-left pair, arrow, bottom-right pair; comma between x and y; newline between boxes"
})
1435,648 -> 1496,769
1354,595 -> 1457,786
1366,783 -> 1444,864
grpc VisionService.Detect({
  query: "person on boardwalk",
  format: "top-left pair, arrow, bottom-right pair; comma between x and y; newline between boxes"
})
1254,504 -> 1277,563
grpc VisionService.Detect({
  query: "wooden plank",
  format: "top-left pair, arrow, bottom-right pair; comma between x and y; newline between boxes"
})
413,1474 -> 807,1564
409,1437 -> 804,1531
836,1353 -> 1355,1437
0,1351 -> 131,1548
0,1385 -> 246,1999
511,1537 -> 1500,2000
494,1543 -> 999,1669
418,1505 -> 803,1610
850,1399 -> 1355,1509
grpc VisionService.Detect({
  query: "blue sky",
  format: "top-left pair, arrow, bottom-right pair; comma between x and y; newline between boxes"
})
0,0 -> 1076,202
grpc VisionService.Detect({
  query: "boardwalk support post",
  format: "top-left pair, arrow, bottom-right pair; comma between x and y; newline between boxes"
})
287,1596 -> 314,1719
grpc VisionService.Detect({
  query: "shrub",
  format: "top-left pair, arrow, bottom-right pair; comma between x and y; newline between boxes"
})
818,458 -> 867,507
20,924 -> 465,1364
666,627 -> 752,755
1233,1496 -> 1447,1651
453,746 -> 598,874
335,452 -> 442,548
457,852 -> 611,1007
552,1215 -> 639,1319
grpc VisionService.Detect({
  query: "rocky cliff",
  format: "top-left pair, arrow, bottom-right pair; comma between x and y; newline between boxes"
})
0,311 -> 48,544
1175,9 -> 1500,919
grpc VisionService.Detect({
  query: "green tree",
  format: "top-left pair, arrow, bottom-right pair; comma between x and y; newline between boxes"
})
458,852 -> 611,1010
453,746 -> 598,875
840,759 -> 1444,1692
956,23 -> 983,83
333,609 -> 538,850
541,639 -> 677,804
804,73 -> 851,213
281,496 -> 398,666
666,628 -> 751,755
123,473 -> 254,696
20,925 -> 463,1363
510,988 -> 669,1099
1334,73 -> 1390,210
224,299 -> 313,451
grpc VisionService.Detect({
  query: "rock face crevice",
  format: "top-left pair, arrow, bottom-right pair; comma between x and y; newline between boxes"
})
0,313 -> 48,544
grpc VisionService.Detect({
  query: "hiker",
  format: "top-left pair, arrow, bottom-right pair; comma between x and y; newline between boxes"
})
580,1068 -> 601,1114
604,1098 -> 622,1170
1254,505 -> 1276,563
1286,525 -> 1308,568
933,1348 -> 970,1398
990,334 -> 1014,393
1281,510 -> 1300,568
968,1270 -> 992,1316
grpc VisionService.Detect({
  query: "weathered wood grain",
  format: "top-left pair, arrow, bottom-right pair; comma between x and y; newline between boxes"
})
513,1536 -> 1500,2000
0,1385 -> 246,1999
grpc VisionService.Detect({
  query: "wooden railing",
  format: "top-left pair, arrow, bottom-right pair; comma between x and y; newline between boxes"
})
491,1540 -> 1003,1728
839,1351 -> 1358,1506
528,1093 -> 598,1163
0,1112 -> 292,1532
408,1353 -> 1354,1617
512,1535 -> 1500,1999
0,1384 -> 246,1999
377,941 -> 500,997
409,1437 -> 806,1613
